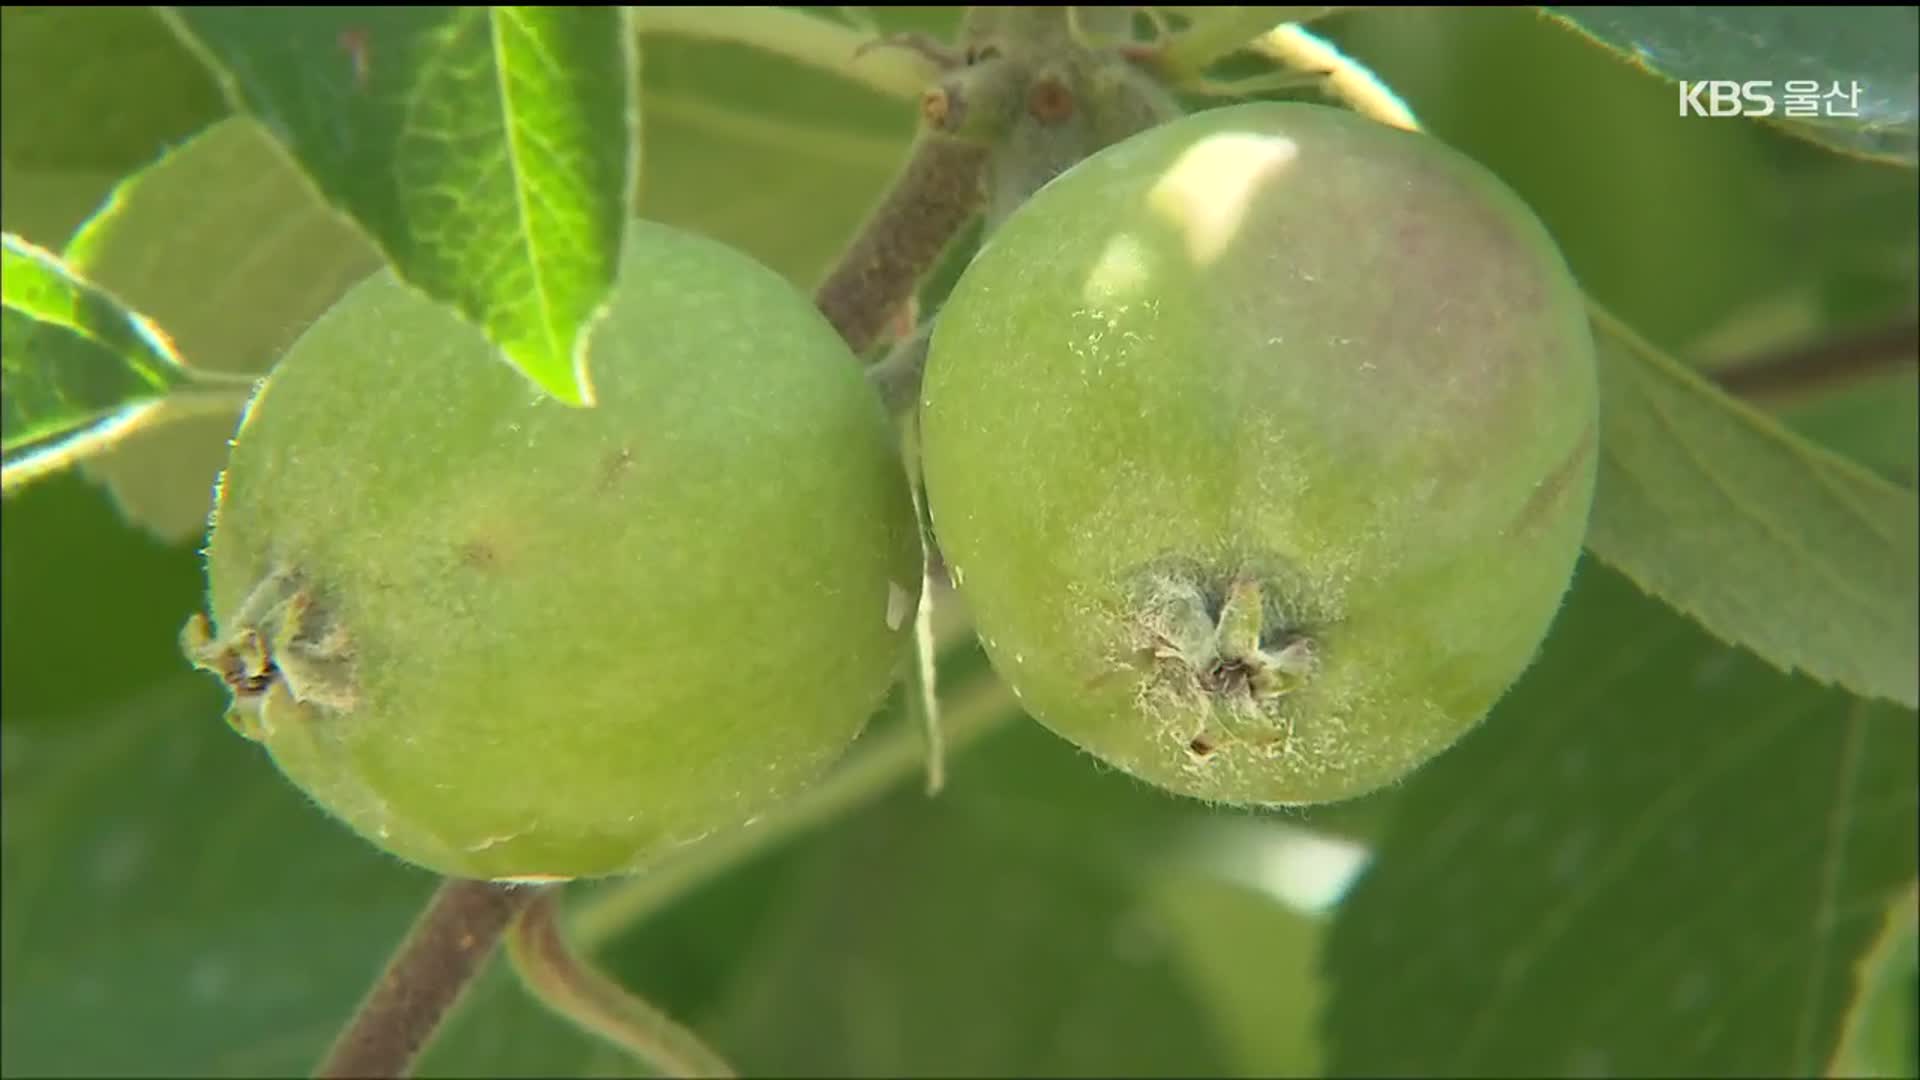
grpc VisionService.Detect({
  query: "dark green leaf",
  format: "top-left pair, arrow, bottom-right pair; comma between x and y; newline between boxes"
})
0,673 -> 435,1076
0,6 -> 225,172
159,6 -> 639,405
631,719 -> 1249,1077
1322,561 -> 1920,1075
1585,306 -> 1919,709
0,660 -> 622,1078
1149,873 -> 1327,1077
1547,6 -> 1920,164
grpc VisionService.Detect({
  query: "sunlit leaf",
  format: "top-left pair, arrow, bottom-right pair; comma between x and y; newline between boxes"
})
0,235 -> 245,494
160,6 -> 639,404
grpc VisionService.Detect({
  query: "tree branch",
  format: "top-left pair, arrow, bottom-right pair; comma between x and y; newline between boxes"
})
812,57 -> 1025,356
315,879 -> 547,1079
813,131 -> 988,357
1710,314 -> 1919,403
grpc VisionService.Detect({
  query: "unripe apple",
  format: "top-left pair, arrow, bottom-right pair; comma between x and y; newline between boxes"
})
184,221 -> 922,879
920,102 -> 1598,805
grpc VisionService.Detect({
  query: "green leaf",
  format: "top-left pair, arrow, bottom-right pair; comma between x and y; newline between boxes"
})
0,673 -> 434,1076
0,234 -> 242,493
645,719 -> 1247,1076
0,668 -> 631,1077
1150,873 -> 1327,1077
2,235 -> 188,444
1585,306 -> 1919,709
1774,368 -> 1919,489
61,117 -> 380,542
1832,902 -> 1919,1078
1547,6 -> 1920,165
158,6 -> 639,405
0,5 -> 225,172
0,471 -> 212,719
1321,561 -> 1920,1076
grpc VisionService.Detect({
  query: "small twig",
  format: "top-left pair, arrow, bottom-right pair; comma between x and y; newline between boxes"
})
813,131 -> 988,357
813,58 -> 1024,356
506,889 -> 737,1078
315,879 -> 547,1080
854,29 -> 965,73
1710,315 -> 1919,403
1170,66 -> 1336,99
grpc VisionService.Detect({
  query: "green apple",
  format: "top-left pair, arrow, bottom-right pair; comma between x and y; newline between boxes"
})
184,220 -> 922,880
920,102 -> 1598,805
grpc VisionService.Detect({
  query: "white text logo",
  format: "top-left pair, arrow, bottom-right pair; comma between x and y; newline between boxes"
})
1679,80 -> 1863,118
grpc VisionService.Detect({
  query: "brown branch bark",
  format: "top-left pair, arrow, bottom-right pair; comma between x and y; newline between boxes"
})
314,879 -> 546,1079
1711,314 -> 1919,403
813,58 -> 1025,356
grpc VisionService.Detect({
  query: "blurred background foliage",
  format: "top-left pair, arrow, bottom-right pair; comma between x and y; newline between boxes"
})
2,7 -> 1914,1076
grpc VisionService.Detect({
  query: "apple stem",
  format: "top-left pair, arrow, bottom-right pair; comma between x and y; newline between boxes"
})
314,878 -> 547,1079
505,889 -> 738,1078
